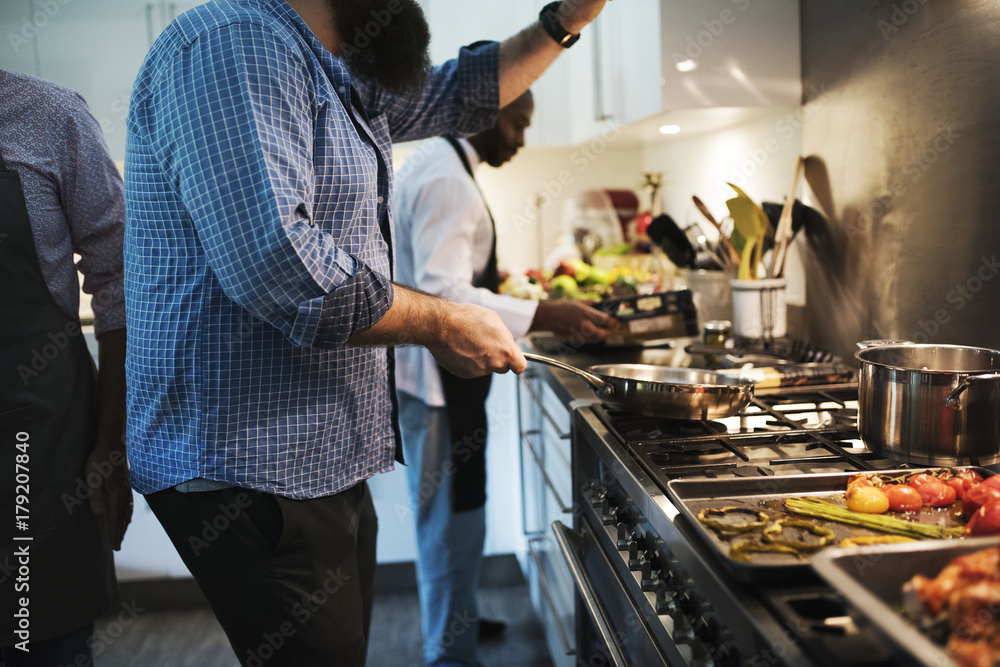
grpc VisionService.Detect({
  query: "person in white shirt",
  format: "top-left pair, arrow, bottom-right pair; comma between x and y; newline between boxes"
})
394,90 -> 615,667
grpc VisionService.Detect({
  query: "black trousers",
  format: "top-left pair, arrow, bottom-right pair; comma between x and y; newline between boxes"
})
145,482 -> 377,667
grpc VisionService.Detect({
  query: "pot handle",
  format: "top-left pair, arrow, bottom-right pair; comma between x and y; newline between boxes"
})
945,372 -> 1000,410
523,353 -> 613,395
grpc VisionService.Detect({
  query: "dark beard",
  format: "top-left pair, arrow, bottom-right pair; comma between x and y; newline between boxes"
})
331,0 -> 431,96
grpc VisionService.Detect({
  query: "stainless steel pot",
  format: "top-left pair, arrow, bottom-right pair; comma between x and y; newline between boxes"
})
855,343 -> 1000,465
524,353 -> 755,419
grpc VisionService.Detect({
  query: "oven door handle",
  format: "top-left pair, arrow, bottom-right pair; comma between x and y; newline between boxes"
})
552,520 -> 629,667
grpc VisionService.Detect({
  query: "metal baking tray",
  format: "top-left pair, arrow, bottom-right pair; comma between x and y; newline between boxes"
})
666,468 -> 991,583
812,537 -> 1000,667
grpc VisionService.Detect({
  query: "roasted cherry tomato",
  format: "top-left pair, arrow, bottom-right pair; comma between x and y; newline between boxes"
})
944,476 -> 975,500
883,484 -> 923,512
846,485 -> 890,514
916,481 -> 957,507
907,473 -> 939,489
965,499 -> 1000,536
980,475 -> 1000,492
954,469 -> 983,484
962,483 -> 1000,521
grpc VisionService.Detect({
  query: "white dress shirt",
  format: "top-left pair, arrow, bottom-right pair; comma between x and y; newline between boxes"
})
394,136 -> 537,407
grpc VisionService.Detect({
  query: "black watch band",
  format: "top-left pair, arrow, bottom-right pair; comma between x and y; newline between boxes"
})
539,2 -> 580,49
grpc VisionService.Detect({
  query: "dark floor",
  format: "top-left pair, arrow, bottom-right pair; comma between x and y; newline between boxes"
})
81,559 -> 552,667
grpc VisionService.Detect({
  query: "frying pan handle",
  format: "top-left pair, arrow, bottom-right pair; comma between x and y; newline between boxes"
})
945,372 -> 1000,410
523,353 -> 613,395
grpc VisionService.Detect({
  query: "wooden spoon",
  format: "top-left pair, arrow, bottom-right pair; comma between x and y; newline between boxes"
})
692,195 -> 741,268
770,156 -> 804,278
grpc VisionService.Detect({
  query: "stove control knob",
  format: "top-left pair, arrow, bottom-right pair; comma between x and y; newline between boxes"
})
589,485 -> 605,508
627,536 -> 646,570
640,560 -> 659,591
654,585 -> 677,615
602,502 -> 618,526
616,523 -> 630,550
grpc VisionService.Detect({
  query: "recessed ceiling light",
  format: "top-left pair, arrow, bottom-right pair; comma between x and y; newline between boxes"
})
675,59 -> 697,73
659,124 -> 681,135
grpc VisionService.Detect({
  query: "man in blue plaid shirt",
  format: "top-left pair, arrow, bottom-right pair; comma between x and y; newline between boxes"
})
124,0 -> 610,663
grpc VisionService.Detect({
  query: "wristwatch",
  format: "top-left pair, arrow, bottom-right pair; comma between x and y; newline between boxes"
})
539,2 -> 580,49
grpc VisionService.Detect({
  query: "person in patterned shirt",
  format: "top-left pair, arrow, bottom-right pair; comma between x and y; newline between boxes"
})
0,69 -> 131,666
124,0 -> 611,664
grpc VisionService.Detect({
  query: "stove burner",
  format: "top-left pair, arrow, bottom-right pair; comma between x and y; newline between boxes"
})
609,411 -> 728,440
595,383 -> 872,482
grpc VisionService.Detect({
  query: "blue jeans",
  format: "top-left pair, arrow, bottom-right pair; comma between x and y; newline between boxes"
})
399,392 -> 486,667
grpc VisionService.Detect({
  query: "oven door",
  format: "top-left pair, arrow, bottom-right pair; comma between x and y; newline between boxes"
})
552,520 -> 677,667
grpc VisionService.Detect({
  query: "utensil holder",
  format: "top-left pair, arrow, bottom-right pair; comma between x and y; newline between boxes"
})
730,278 -> 787,340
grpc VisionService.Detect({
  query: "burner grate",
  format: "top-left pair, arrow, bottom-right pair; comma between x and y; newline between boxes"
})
595,383 -> 880,487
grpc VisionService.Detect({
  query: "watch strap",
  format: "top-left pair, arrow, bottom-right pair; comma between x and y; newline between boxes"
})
539,2 -> 580,48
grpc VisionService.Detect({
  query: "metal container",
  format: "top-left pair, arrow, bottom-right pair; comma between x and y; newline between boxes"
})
855,343 -> 1000,465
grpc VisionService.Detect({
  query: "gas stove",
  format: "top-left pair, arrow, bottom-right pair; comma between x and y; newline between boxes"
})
595,384 -> 901,485
568,382 -> 907,666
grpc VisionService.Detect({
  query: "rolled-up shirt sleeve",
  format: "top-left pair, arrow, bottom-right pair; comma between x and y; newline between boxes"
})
147,23 -> 391,347
356,40 -> 500,142
60,95 -> 126,335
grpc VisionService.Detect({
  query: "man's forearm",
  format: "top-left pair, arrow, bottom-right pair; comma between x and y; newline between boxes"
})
348,283 -> 527,379
95,327 -> 127,452
347,283 -> 446,349
498,0 -> 609,107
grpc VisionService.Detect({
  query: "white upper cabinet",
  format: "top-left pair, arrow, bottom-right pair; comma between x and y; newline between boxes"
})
422,0 -> 800,146
659,0 -> 801,110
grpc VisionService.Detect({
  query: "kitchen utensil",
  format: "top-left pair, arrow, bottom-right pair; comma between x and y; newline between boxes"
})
725,184 -> 770,280
813,537 -> 1000,667
730,277 -> 787,340
856,343 -> 1000,465
667,469 -> 991,584
802,155 -> 836,224
769,157 -> 804,278
692,195 -> 741,269
523,353 -> 754,419
646,213 -> 697,269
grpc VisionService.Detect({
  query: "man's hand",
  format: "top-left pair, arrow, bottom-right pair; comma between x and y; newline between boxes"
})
531,300 -> 617,343
85,438 -> 132,551
557,0 -> 611,35
426,303 -> 527,378
91,327 -> 132,551
348,283 -> 527,377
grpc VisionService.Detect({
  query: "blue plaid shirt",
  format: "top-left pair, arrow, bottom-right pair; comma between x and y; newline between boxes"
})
124,0 -> 499,498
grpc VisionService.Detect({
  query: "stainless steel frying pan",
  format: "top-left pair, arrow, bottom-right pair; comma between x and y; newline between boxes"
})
523,353 -> 755,419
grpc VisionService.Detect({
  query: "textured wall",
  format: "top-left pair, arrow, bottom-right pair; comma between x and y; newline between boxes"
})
800,0 -> 1000,360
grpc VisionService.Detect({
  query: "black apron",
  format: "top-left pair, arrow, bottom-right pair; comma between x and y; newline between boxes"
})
0,146 -> 115,645
438,136 -> 499,513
